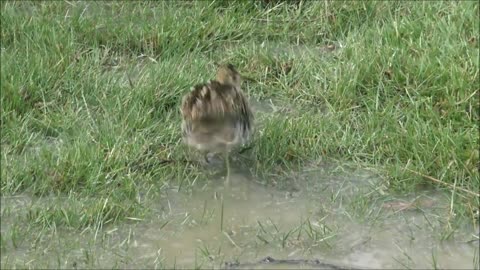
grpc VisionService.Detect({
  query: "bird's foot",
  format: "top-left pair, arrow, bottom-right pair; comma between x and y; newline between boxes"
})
204,153 -> 223,166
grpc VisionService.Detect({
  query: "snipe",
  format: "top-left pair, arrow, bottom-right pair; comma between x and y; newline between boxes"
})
180,64 -> 254,185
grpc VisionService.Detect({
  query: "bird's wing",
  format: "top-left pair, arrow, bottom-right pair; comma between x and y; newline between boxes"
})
181,81 -> 252,123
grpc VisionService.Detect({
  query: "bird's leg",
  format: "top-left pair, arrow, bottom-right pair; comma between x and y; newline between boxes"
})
224,150 -> 231,187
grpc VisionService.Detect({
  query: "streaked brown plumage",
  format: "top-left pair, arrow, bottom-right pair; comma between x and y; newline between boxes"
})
180,64 -> 254,184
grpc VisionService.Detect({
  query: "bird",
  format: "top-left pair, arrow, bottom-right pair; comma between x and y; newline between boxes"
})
180,63 -> 254,185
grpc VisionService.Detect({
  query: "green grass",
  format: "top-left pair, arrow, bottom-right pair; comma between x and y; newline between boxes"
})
1,0 -> 478,231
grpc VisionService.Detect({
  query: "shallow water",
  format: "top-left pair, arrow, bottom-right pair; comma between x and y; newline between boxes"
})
1,167 -> 478,269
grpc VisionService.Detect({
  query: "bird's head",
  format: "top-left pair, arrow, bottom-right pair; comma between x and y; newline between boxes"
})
216,63 -> 241,88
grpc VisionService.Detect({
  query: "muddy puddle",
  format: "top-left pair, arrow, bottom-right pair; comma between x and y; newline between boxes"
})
1,165 -> 478,269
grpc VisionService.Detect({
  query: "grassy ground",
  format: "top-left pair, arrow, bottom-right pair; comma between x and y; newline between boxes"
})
1,0 -> 478,233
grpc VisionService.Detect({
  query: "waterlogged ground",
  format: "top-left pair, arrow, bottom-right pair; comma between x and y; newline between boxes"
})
1,164 -> 478,269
